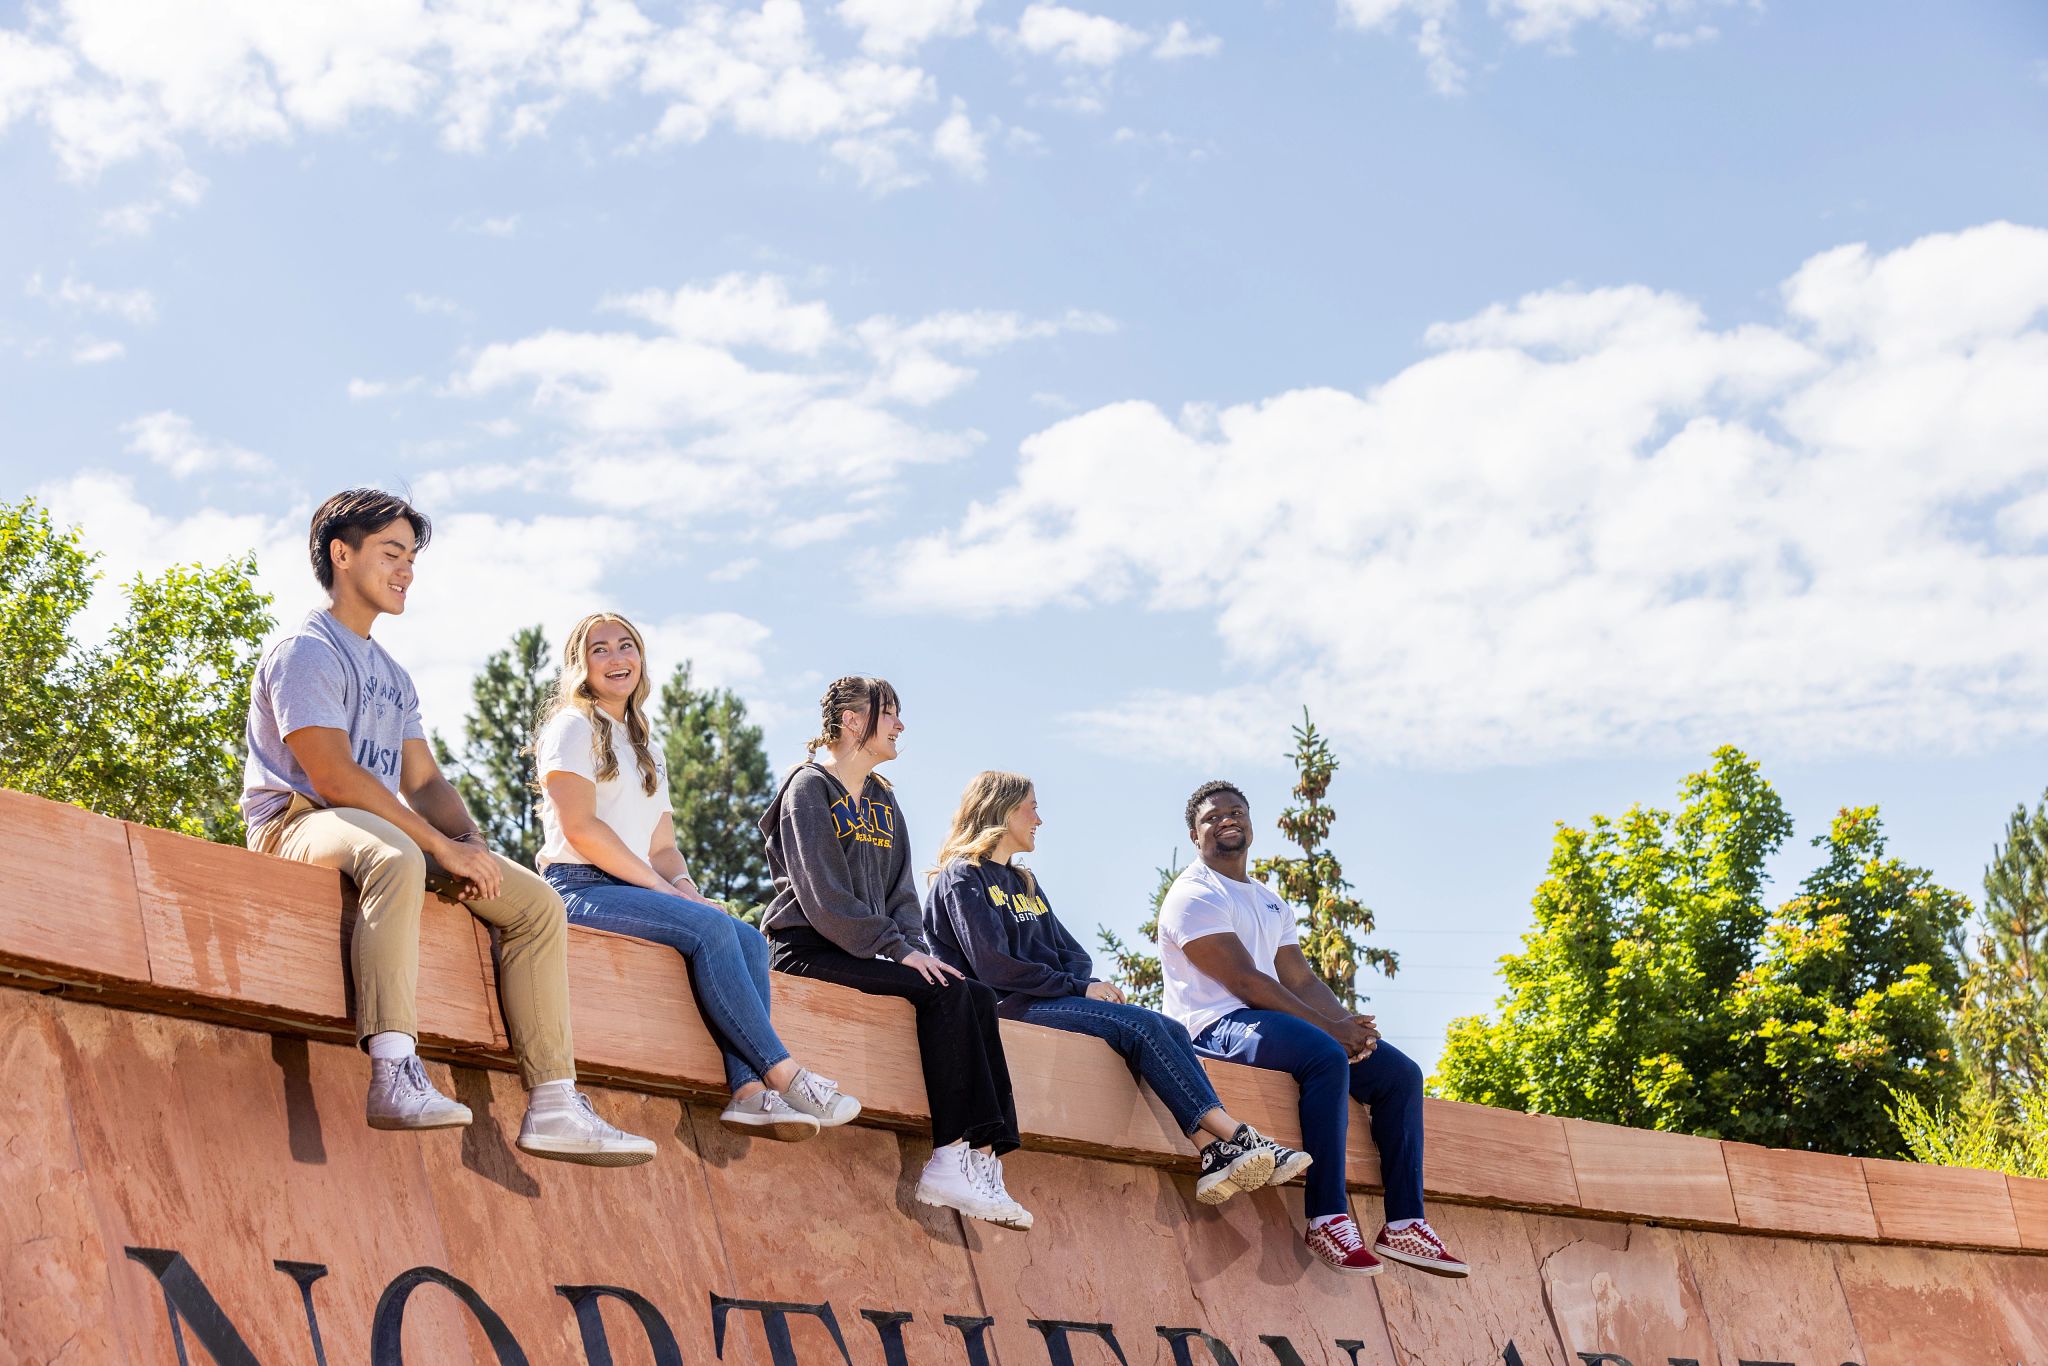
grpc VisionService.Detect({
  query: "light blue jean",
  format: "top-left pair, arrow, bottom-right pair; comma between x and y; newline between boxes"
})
1013,994 -> 1225,1136
544,863 -> 790,1094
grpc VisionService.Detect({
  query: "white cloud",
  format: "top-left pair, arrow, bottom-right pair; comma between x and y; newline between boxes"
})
452,211 -> 521,237
1013,4 -> 1148,66
888,222 -> 2048,767
1341,0 -> 1742,92
835,0 -> 980,58
26,271 -> 157,325
1151,20 -> 1220,60
70,336 -> 124,363
121,410 -> 272,477
407,291 -> 461,314
435,273 -> 1109,539
930,99 -> 984,179
347,376 -> 424,399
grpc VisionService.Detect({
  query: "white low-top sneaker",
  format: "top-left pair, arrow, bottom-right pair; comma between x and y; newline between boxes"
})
516,1090 -> 656,1166
914,1143 -> 1017,1226
719,1089 -> 822,1141
971,1150 -> 1034,1231
781,1069 -> 861,1127
366,1057 -> 473,1131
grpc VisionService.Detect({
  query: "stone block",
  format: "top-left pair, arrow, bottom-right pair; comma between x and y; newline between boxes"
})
1560,1117 -> 1737,1226
1422,1099 -> 1579,1210
1832,1242 -> 2042,1365
1860,1156 -> 2021,1249
0,788 -> 149,985
1374,1205 -> 1570,1366
1677,1228 -> 1867,1365
1721,1140 -> 1879,1240
127,820 -> 498,1048
1524,1215 -> 1716,1364
2003,1173 -> 2048,1253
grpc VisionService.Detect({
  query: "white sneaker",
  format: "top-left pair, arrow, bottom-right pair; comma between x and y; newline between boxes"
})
780,1069 -> 861,1127
719,1089 -> 822,1141
366,1057 -> 473,1131
914,1143 -> 1023,1227
516,1089 -> 656,1167
970,1149 -> 1034,1231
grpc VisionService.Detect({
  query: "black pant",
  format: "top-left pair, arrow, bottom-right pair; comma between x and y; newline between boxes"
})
769,926 -> 1020,1154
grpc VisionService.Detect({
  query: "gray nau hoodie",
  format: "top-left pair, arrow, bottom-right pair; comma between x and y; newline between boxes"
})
758,761 -> 926,961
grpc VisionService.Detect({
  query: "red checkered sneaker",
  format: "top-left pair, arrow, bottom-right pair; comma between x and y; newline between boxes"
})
1372,1221 -> 1470,1277
1303,1215 -> 1383,1276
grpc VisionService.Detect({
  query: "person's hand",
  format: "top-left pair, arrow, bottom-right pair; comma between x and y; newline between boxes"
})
666,874 -> 704,900
1085,980 -> 1125,1004
435,836 -> 502,902
1329,1014 -> 1378,1059
900,951 -> 965,986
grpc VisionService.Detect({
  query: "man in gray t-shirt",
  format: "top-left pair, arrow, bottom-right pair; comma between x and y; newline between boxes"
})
241,488 -> 652,1166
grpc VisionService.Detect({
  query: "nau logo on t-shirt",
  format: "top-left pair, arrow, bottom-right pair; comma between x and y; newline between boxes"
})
828,793 -> 895,850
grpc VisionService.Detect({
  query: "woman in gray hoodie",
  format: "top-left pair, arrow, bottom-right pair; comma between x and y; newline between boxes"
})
759,675 -> 1031,1231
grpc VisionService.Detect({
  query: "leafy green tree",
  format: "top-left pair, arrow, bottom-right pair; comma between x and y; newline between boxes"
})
1890,1079 -> 2048,1179
1096,853 -> 1178,1009
1252,709 -> 1397,1010
0,497 -> 274,842
657,661 -> 771,912
1436,748 -> 1967,1158
434,625 -> 552,869
1953,794 -> 2048,1110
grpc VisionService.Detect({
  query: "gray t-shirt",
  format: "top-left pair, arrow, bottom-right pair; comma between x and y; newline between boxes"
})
240,610 -> 427,829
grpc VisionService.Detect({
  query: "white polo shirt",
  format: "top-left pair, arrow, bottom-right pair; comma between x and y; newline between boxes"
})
1157,860 -> 1300,1040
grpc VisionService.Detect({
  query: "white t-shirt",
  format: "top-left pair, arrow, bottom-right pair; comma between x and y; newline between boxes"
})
534,709 -> 671,871
1157,861 -> 1301,1041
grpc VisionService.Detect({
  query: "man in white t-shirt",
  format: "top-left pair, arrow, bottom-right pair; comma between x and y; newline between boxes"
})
1158,780 -> 1470,1279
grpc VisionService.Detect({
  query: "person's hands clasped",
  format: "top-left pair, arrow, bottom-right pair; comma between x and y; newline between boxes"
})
901,950 -> 965,986
435,835 -> 503,902
1084,980 -> 1126,1004
1344,1013 -> 1381,1061
1329,1013 -> 1378,1060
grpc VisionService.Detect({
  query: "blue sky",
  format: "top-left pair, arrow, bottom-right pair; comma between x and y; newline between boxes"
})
5,0 -> 2047,1071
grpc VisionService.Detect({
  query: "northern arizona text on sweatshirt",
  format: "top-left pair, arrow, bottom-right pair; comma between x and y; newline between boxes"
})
926,857 -> 1096,1017
759,761 -> 926,961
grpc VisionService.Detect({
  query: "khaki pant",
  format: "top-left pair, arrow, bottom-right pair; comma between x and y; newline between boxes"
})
250,797 -> 575,1087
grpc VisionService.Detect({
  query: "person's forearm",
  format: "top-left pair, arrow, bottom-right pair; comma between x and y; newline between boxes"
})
312,766 -> 455,856
649,846 -> 692,886
564,818 -> 672,892
1227,970 -> 1352,1035
1283,967 -> 1353,1022
403,776 -> 480,843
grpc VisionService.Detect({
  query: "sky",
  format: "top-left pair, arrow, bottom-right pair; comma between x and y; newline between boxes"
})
4,0 -> 2047,1073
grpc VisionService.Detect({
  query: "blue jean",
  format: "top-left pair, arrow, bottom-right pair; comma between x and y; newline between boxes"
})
544,864 -> 790,1095
1195,1009 -> 1425,1223
1013,995 -> 1224,1137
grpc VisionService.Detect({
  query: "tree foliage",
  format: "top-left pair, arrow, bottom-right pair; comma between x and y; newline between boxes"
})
0,497 -> 274,842
1890,1078 -> 2048,1179
1952,793 -> 2048,1110
1096,853 -> 1177,1009
657,661 -> 772,913
434,625 -> 552,870
1251,709 -> 1397,1010
1436,747 -> 1967,1158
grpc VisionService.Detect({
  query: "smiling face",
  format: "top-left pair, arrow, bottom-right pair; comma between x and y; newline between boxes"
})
1191,790 -> 1253,861
329,517 -> 418,617
843,700 -> 905,763
580,619 -> 642,713
1004,789 -> 1042,854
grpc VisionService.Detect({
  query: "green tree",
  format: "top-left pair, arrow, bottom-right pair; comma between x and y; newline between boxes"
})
1436,748 -> 1967,1158
1096,852 -> 1178,1009
657,661 -> 771,912
434,625 -> 552,869
1952,794 -> 2048,1110
1890,1079 -> 2048,1179
0,497 -> 274,842
1251,709 -> 1397,1010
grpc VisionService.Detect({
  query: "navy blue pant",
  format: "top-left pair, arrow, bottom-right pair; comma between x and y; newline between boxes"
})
1194,1008 -> 1425,1222
1012,994 -> 1223,1136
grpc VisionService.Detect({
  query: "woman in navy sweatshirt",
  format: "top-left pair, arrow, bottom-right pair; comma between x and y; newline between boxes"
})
926,771 -> 1304,1205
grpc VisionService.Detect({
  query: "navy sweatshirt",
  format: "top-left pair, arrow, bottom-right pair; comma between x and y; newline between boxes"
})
926,857 -> 1095,1017
759,762 -> 926,961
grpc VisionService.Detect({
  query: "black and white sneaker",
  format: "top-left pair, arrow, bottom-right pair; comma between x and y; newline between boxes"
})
1235,1124 -> 1312,1184
1195,1132 -> 1276,1205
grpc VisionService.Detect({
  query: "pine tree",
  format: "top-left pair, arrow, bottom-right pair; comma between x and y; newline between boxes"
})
657,661 -> 772,912
1251,709 -> 1398,1010
434,626 -> 552,869
1955,793 -> 2048,1107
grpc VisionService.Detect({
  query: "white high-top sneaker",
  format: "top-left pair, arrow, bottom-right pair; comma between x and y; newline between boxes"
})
366,1057 -> 473,1131
516,1088 -> 656,1166
970,1150 -> 1034,1231
914,1142 -> 1014,1224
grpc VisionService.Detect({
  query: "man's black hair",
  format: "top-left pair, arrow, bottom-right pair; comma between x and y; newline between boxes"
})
1184,779 -> 1249,832
308,488 -> 431,589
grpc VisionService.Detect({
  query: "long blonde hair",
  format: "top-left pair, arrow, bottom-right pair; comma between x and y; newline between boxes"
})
541,612 -> 660,797
931,770 -> 1035,889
